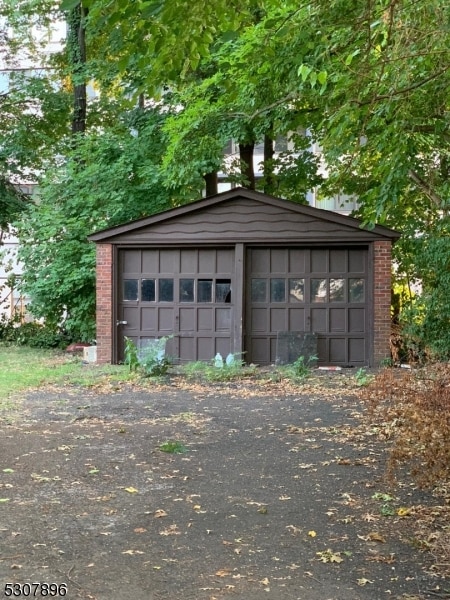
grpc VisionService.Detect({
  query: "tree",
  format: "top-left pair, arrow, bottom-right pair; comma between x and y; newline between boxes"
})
16,107 -> 180,340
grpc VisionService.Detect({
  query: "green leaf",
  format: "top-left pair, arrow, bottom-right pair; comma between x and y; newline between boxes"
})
298,64 -> 312,82
59,0 -> 80,10
317,71 -> 327,85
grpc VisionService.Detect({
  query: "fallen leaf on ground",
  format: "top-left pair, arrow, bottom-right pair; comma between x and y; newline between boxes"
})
124,487 -> 139,494
357,578 -> 374,586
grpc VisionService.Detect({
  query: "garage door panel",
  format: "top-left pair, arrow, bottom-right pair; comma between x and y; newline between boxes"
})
250,338 -> 270,364
158,307 -> 174,331
317,337 -> 328,360
349,308 -> 365,332
158,249 -> 178,273
251,248 -> 269,272
180,307 -> 196,331
349,249 -> 365,272
251,308 -> 267,332
349,338 -> 365,362
198,249 -> 215,273
330,338 -> 346,362
180,249 -> 197,273
270,308 -> 286,331
216,249 -> 234,273
123,306 -> 139,330
141,307 -> 157,331
179,336 -> 195,361
122,250 -> 141,272
216,337 -> 231,358
330,308 -> 346,332
271,248 -> 287,273
216,308 -> 231,331
289,249 -> 306,272
198,337 -> 214,360
142,250 -> 158,273
329,249 -> 347,272
311,308 -> 327,332
311,249 -> 328,273
289,307 -> 305,330
198,308 -> 213,331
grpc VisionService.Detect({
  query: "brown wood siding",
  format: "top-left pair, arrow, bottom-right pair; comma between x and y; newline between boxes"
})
105,199 -> 385,244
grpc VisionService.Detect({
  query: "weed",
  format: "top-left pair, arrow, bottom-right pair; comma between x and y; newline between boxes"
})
159,441 -> 188,454
277,355 -> 317,382
355,367 -> 372,386
380,357 -> 395,368
124,337 -> 139,372
125,336 -> 172,377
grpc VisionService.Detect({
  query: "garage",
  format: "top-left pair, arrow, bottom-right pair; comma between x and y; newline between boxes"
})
89,187 -> 399,366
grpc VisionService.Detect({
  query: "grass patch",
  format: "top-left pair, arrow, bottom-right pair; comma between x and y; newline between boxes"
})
159,440 -> 188,454
0,344 -> 130,409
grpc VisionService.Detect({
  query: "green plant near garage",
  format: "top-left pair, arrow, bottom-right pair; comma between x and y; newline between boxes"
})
355,367 -> 373,387
280,355 -> 317,382
124,336 -> 172,377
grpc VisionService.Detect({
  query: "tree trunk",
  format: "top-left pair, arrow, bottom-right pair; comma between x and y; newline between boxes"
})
263,132 -> 275,194
68,3 -> 87,136
239,142 -> 255,190
203,171 -> 218,196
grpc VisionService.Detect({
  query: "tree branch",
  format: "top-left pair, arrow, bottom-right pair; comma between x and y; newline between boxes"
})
351,66 -> 450,107
408,170 -> 443,207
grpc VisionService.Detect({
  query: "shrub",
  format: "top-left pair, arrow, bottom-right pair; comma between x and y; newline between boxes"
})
0,317 -> 73,349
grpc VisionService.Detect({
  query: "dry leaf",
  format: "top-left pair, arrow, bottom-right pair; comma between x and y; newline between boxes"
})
154,509 -> 167,518
134,527 -> 147,534
260,577 -> 270,586
397,507 -> 412,517
308,530 -> 317,538
215,569 -> 231,577
124,487 -> 139,494
122,549 -> 144,555
357,578 -> 374,586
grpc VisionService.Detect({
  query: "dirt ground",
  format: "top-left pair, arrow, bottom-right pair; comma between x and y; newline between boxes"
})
0,371 -> 448,600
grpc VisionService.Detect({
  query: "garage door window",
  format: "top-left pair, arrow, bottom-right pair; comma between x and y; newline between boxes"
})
330,279 -> 345,302
349,278 -> 365,302
289,278 -> 304,302
251,279 -> 266,302
141,279 -> 156,302
270,279 -> 286,302
311,279 -> 327,302
198,279 -> 213,303
216,280 -> 231,303
180,278 -> 195,302
159,278 -> 174,302
123,279 -> 138,301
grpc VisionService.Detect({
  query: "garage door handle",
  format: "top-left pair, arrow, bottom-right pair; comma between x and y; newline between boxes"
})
116,320 -> 128,326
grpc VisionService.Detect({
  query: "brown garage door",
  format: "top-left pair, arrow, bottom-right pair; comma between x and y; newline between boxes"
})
246,247 -> 369,365
117,248 -> 234,362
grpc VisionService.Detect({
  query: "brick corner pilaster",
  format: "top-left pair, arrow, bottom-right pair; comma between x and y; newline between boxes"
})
95,243 -> 113,364
373,240 -> 392,366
